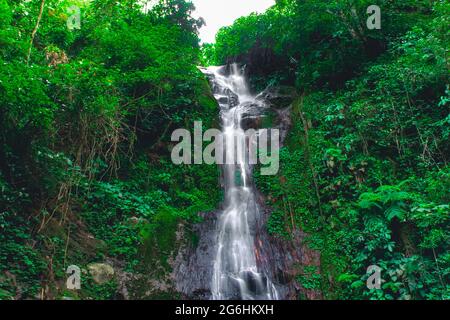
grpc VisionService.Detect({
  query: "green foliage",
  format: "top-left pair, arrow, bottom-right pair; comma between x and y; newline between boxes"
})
81,277 -> 118,301
214,0 -> 438,89
297,266 -> 322,291
200,43 -> 218,66
140,207 -> 179,268
1,0 -> 448,301
250,0 -> 449,300
0,0 -> 219,299
0,171 -> 47,299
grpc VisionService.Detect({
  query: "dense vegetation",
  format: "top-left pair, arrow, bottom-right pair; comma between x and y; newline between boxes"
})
0,0 -> 220,299
0,0 -> 448,301
206,0 -> 449,300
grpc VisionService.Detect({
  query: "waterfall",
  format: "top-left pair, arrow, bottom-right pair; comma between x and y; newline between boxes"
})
201,64 -> 279,300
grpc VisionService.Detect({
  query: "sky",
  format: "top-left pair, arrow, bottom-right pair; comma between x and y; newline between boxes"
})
192,0 -> 275,43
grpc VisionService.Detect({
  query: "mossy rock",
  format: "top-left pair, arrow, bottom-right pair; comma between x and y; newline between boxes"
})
87,263 -> 115,284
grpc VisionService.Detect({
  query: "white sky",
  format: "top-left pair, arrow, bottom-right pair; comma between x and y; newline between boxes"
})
192,0 -> 275,43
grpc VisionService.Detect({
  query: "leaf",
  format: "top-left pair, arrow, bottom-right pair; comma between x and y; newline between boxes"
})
385,205 -> 407,221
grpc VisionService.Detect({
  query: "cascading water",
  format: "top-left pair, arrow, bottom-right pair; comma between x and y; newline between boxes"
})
201,64 -> 279,300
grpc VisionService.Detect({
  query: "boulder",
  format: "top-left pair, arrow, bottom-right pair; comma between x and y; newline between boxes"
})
88,263 -> 115,284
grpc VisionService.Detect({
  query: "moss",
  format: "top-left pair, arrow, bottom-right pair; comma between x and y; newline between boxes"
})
198,90 -> 218,112
81,278 -> 119,300
189,228 -> 200,248
261,109 -> 278,129
196,76 -> 220,128
140,207 -> 179,269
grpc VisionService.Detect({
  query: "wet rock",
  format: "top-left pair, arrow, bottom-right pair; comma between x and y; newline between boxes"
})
217,96 -> 229,105
88,263 -> 114,284
225,89 -> 240,108
274,107 -> 292,145
174,205 -> 297,300
254,203 -> 323,300
104,258 -> 134,300
174,212 -> 218,300
260,86 -> 296,109
214,90 -> 239,109
241,116 -> 262,130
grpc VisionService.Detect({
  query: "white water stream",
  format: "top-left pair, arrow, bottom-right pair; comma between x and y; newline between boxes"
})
201,65 -> 278,300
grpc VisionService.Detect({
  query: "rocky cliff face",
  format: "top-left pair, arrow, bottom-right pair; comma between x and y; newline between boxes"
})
174,211 -> 217,300
224,44 -> 291,84
173,74 -> 321,300
173,206 -> 323,301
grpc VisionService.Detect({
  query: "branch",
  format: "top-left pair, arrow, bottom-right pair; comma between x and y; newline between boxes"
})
26,0 -> 46,65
